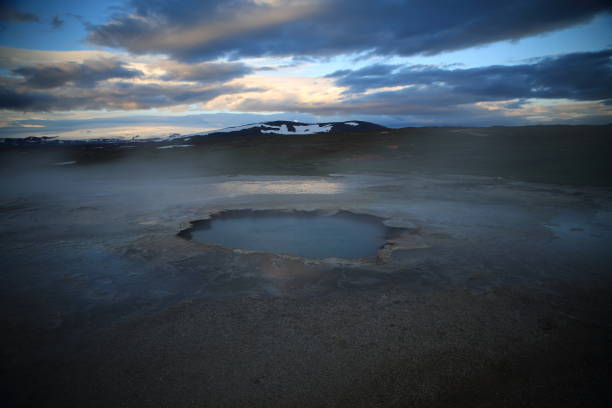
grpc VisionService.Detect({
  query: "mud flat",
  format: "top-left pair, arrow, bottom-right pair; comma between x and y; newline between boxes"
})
1,125 -> 611,407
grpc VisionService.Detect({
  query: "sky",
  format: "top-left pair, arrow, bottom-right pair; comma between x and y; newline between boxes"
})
0,0 -> 611,139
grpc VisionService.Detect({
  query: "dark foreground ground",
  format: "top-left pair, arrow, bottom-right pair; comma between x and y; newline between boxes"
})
1,125 -> 612,407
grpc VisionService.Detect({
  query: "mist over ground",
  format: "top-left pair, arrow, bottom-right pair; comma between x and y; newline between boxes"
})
2,125 -> 612,407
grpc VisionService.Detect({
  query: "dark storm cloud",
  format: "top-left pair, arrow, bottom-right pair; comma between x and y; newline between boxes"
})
159,61 -> 252,83
86,0 -> 612,61
0,5 -> 39,22
331,50 -> 612,102
0,81 -> 251,112
12,59 -> 143,89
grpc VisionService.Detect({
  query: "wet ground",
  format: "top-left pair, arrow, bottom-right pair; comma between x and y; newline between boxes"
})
1,125 -> 611,407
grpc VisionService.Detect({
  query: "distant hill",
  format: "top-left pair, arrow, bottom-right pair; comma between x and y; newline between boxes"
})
1,121 -> 387,147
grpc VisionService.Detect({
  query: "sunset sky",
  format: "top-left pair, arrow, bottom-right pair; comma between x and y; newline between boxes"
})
1,0 -> 611,139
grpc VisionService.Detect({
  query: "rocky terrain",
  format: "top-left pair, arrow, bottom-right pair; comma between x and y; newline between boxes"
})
1,124 -> 611,407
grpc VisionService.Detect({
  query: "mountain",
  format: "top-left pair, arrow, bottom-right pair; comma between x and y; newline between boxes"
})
176,121 -> 387,142
1,121 -> 387,147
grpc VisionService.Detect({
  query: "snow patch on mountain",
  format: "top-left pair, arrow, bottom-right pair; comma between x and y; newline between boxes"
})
261,124 -> 333,134
294,124 -> 333,134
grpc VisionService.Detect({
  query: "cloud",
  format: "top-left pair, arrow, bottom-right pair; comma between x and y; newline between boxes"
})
51,16 -> 64,29
0,47 -> 121,70
203,74 -> 345,112
0,49 -> 258,112
0,5 -> 39,22
0,80 -> 251,112
330,50 -> 612,103
2,45 -> 610,127
200,50 -> 612,125
12,59 -> 144,89
0,57 -> 254,112
87,0 -> 317,62
224,90 -> 612,126
158,61 -> 253,83
86,0 -> 612,61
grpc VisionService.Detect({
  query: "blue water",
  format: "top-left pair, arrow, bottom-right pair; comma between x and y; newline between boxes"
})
188,212 -> 388,259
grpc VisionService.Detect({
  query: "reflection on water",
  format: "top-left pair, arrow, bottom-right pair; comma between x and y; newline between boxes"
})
184,211 -> 388,259
215,180 -> 344,196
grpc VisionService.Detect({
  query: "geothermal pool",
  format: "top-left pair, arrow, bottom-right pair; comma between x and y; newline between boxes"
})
180,210 -> 391,259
